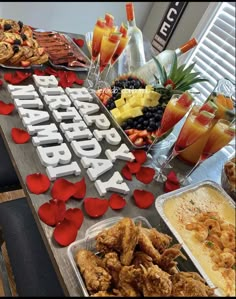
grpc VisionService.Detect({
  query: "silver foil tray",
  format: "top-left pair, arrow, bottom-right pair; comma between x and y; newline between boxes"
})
155,180 -> 236,297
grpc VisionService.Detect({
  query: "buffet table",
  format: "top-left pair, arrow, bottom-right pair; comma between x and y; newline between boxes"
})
0,32 -> 233,296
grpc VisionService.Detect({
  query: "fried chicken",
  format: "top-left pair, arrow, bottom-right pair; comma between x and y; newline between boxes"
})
141,264 -> 172,297
76,249 -> 111,294
132,251 -> 154,269
140,227 -> 172,253
102,252 -> 122,286
118,265 -> 143,296
138,228 -> 161,263
96,218 -> 139,266
171,272 -> 215,297
158,244 -> 187,274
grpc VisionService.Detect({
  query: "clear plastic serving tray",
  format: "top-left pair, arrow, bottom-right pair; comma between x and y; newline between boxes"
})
155,180 -> 236,297
67,216 -> 152,297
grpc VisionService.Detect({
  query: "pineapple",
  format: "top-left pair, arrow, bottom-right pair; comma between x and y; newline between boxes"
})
152,53 -> 208,104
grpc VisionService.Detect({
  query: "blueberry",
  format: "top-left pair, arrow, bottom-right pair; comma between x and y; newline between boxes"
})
20,33 -> 27,41
138,117 -> 144,123
147,126 -> 153,132
145,112 -> 152,118
133,121 -> 138,127
127,118 -> 134,125
134,81 -> 141,89
4,23 -> 12,31
18,20 -> 24,30
136,124 -> 142,130
149,122 -> 157,129
13,45 -> 19,53
143,120 -> 149,127
13,39 -> 21,45
110,102 -> 116,109
142,107 -> 149,113
155,114 -> 162,121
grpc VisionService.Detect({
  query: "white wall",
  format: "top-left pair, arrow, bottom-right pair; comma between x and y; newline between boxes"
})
0,2 -> 154,34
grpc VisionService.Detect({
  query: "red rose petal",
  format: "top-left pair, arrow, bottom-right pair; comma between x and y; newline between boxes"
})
136,166 -> 155,184
132,149 -> 147,164
45,67 -> 58,76
38,201 -> 59,226
0,79 -> 3,87
34,69 -> 46,76
73,178 -> 86,199
73,38 -> 84,48
53,219 -> 78,246
126,161 -> 141,174
164,180 -> 180,193
0,100 -> 15,115
109,194 -> 126,210
84,197 -> 109,218
11,128 -> 30,144
121,165 -> 132,181
50,198 -> 66,223
64,208 -> 84,229
166,170 -> 179,185
51,178 -> 76,202
133,189 -> 155,209
74,77 -> 84,85
26,173 -> 51,194
4,71 -> 32,84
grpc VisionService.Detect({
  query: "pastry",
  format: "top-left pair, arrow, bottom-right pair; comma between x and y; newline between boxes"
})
0,41 -> 14,63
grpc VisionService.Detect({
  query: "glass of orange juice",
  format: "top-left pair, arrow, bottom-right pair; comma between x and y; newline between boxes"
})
85,18 -> 110,89
181,119 -> 235,185
94,32 -> 122,89
155,105 -> 216,182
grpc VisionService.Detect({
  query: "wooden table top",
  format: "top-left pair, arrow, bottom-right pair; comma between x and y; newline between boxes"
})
0,31 -> 233,296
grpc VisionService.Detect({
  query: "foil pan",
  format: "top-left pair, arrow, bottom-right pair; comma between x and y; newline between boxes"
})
155,180 -> 236,297
67,216 -> 152,297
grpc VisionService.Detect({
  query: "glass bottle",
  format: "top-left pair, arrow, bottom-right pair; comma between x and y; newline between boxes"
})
134,38 -> 197,84
124,2 -> 146,73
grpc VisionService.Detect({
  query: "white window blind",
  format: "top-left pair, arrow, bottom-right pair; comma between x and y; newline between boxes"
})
181,2 -> 236,104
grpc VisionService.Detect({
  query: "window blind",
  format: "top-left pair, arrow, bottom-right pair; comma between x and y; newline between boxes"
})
183,2 -> 235,104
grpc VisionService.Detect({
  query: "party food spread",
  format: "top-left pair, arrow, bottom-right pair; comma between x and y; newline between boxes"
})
74,217 -> 215,297
160,184 -> 235,296
0,18 -> 49,67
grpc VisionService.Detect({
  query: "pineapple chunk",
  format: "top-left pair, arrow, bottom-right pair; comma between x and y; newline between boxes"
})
121,88 -> 145,99
119,103 -> 131,113
128,96 -> 143,108
122,107 -> 143,121
115,98 -> 126,108
110,107 -> 123,124
142,91 -> 161,107
145,85 -> 154,91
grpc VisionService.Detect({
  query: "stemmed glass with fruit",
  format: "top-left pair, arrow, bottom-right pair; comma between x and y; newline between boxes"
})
102,23 -> 130,83
94,32 -> 122,89
85,18 -> 109,88
181,118 -> 236,185
155,104 -> 216,182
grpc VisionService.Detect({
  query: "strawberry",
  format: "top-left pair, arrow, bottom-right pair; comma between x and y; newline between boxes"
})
129,133 -> 139,143
134,137 -> 144,146
21,60 -> 31,67
125,129 -> 135,135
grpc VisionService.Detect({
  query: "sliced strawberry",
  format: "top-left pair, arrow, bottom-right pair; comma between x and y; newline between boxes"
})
5,37 -> 14,44
125,129 -> 135,135
134,137 -> 144,146
129,132 -> 139,143
21,60 -> 31,67
137,130 -> 148,137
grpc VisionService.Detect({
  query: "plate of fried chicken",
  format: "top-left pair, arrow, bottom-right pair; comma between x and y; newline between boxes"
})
67,216 -> 216,297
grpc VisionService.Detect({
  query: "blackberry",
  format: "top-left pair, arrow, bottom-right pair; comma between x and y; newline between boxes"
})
21,33 -> 27,41
18,21 -> 24,30
13,45 -> 20,53
13,39 -> 21,45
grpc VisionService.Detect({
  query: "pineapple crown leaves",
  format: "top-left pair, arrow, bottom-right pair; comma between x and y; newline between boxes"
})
152,52 -> 209,92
